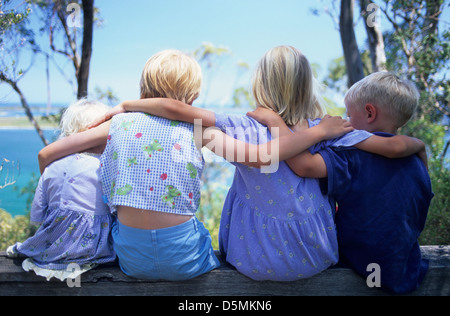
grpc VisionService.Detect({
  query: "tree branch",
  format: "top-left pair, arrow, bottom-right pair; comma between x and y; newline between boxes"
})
0,71 -> 49,146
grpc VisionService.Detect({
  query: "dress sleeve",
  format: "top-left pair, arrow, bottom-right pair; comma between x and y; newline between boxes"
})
215,113 -> 256,131
215,113 -> 269,144
30,173 -> 49,226
215,112 -> 237,131
310,129 -> 373,154
329,129 -> 373,147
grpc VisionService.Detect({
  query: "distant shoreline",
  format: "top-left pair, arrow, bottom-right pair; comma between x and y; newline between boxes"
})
0,116 -> 59,130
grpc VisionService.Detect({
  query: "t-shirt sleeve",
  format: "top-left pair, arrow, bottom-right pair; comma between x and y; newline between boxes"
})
215,112 -> 241,131
215,112 -> 269,144
330,129 -> 373,147
214,112 -> 274,170
318,147 -> 353,198
310,129 -> 373,154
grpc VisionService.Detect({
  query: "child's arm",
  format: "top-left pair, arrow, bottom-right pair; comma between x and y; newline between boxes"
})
202,116 -> 353,168
38,121 -> 110,174
354,136 -> 425,159
247,107 -> 427,177
247,107 -> 292,137
248,106 -> 425,158
88,100 -> 353,168
247,107 -> 328,176
283,137 -> 428,179
89,98 -> 216,129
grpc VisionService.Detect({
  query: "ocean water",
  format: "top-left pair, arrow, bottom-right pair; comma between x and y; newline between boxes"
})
0,103 -> 63,216
0,129 -> 59,217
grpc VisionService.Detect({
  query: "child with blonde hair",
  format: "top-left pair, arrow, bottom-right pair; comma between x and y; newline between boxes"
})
101,50 -> 223,281
7,99 -> 116,281
88,46 -> 425,281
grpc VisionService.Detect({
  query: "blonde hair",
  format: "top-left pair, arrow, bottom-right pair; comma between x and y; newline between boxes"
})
140,49 -> 202,104
252,46 -> 325,126
344,72 -> 419,128
59,99 -> 111,139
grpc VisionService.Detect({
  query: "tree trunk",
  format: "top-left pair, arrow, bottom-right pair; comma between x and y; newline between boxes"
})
339,0 -> 365,87
422,0 -> 443,82
360,0 -> 387,72
77,0 -> 94,99
424,0 -> 442,38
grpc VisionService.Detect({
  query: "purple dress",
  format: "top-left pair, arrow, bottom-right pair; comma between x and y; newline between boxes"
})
15,153 -> 116,270
216,114 -> 372,281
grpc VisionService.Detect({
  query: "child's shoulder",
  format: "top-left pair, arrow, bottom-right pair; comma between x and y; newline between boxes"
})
47,153 -> 99,171
112,112 -> 193,131
216,112 -> 267,130
42,153 -> 77,177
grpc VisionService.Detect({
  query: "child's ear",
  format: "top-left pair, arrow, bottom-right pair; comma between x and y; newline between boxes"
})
365,104 -> 377,123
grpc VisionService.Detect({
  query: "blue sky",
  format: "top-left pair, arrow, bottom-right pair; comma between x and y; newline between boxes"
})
0,0 -> 349,107
1,0 -> 448,108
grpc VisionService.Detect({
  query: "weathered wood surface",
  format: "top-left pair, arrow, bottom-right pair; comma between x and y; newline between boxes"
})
0,246 -> 448,296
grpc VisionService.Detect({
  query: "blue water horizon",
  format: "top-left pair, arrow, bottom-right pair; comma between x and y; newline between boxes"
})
0,129 -> 58,217
0,103 -> 66,118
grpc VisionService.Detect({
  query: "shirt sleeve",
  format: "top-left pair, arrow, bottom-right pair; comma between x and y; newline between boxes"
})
215,112 -> 240,131
30,173 -> 49,225
310,129 -> 373,154
318,147 -> 353,198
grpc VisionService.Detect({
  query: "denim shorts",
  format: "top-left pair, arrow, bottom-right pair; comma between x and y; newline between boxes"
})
112,216 -> 220,281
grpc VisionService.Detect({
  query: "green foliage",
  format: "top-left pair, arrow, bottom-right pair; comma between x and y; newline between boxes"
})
0,209 -> 32,251
323,56 -> 348,95
380,0 -> 449,122
323,51 -> 373,95
14,172 -> 40,211
419,164 -> 450,245
401,119 -> 446,160
0,0 -> 31,37
232,87 -> 255,109
94,86 -> 120,106
194,42 -> 232,69
1,0 -> 37,81
198,160 -> 234,249
381,1 -> 449,245
0,171 -> 38,250
324,97 -> 346,117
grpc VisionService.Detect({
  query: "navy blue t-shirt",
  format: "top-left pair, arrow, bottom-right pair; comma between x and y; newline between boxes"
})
316,132 -> 434,294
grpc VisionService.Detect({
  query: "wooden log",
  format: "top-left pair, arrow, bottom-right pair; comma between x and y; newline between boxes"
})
0,246 -> 448,296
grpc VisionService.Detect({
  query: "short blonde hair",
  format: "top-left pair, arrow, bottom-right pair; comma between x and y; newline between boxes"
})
252,46 -> 325,126
59,99 -> 111,139
344,72 -> 419,128
140,49 -> 202,104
